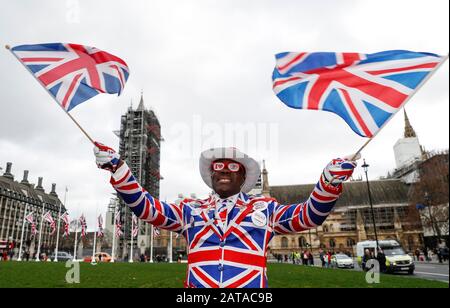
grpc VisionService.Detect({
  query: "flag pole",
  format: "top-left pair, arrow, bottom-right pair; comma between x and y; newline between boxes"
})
35,206 -> 45,262
149,225 -> 154,263
17,204 -> 29,261
351,54 -> 449,161
54,187 -> 67,262
169,231 -> 173,263
129,215 -> 134,263
92,207 -> 98,264
73,219 -> 79,261
5,45 -> 95,145
111,206 -> 117,263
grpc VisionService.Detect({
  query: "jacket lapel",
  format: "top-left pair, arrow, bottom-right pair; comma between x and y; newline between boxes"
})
195,196 -> 223,239
223,193 -> 254,238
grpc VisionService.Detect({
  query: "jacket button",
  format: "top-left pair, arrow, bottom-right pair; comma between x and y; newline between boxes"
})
219,241 -> 225,247
218,265 -> 224,271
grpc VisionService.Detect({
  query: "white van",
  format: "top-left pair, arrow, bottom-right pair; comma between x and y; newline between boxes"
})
356,240 -> 414,274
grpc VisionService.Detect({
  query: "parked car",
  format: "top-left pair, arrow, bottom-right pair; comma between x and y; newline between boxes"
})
49,251 -> 73,262
83,252 -> 112,263
331,254 -> 355,269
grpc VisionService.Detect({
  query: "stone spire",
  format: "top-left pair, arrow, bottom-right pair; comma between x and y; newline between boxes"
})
137,90 -> 145,111
262,160 -> 270,197
403,109 -> 417,138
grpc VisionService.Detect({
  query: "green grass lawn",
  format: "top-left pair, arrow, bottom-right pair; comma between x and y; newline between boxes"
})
0,262 -> 447,288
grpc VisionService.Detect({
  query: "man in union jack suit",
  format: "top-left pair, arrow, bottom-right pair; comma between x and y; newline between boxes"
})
94,143 -> 358,288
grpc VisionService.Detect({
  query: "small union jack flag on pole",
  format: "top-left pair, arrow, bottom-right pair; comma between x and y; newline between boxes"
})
79,214 -> 87,238
7,43 -> 130,144
43,211 -> 57,235
60,211 -> 70,225
60,212 -> 70,237
131,215 -> 139,238
25,212 -> 37,237
115,210 -> 123,238
153,227 -> 160,239
272,50 -> 447,139
97,214 -> 104,238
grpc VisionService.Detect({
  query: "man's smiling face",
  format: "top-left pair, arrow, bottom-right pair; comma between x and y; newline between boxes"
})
211,159 -> 246,199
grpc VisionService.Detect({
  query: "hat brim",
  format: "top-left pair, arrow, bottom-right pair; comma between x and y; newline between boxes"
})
199,147 -> 260,193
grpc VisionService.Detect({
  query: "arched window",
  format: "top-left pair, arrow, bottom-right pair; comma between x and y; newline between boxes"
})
329,238 -> 336,248
299,236 -> 307,248
323,225 -> 329,232
347,238 -> 356,247
281,237 -> 288,248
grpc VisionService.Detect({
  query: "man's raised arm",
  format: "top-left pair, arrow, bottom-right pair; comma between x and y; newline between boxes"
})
94,142 -> 183,233
273,156 -> 358,234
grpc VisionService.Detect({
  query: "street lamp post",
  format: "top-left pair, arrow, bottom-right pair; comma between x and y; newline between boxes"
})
362,159 -> 380,254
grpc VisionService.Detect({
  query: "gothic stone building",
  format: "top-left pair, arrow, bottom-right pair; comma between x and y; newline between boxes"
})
267,179 -> 422,256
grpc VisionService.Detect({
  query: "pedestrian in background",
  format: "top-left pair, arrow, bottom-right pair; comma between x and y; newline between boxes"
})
308,251 -> 314,266
427,249 -> 433,262
377,248 -> 387,273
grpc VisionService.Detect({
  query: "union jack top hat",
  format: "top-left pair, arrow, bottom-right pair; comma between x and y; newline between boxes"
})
199,147 -> 261,194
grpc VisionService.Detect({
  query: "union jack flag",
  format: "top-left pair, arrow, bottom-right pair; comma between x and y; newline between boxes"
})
97,214 -> 104,238
60,212 -> 70,237
115,210 -> 123,238
10,43 -> 129,111
25,212 -> 37,237
43,211 -> 57,235
79,214 -> 87,238
131,215 -> 139,238
153,226 -> 160,239
25,212 -> 34,224
272,50 -> 446,137
60,211 -> 70,224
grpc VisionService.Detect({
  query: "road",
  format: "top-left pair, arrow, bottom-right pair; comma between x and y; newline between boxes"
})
413,262 -> 449,283
271,259 -> 449,283
322,259 -> 449,283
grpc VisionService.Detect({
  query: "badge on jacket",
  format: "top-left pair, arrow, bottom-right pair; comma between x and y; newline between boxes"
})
251,211 -> 267,227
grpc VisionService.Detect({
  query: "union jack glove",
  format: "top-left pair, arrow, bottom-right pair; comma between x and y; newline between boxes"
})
93,142 -> 121,173
322,153 -> 360,185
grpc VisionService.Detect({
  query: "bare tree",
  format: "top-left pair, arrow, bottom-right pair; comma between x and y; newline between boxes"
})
409,151 -> 449,244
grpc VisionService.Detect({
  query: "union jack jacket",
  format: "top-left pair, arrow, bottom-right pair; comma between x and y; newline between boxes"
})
110,162 -> 343,288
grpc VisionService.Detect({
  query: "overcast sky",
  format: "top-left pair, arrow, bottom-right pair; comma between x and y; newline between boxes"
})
1,0 -> 448,228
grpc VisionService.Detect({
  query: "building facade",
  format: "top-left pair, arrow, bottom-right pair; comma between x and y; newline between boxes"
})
267,179 -> 423,257
0,162 -> 66,258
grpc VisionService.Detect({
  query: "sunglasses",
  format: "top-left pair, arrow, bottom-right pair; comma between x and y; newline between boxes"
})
211,161 -> 242,173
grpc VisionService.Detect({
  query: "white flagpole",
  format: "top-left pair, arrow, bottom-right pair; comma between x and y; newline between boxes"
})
149,225 -> 154,263
5,45 -> 95,144
111,208 -> 117,263
73,219 -> 79,261
17,204 -> 28,261
129,215 -> 134,263
92,224 -> 97,264
35,205 -> 46,262
351,54 -> 449,160
54,187 -> 67,262
169,231 -> 173,263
